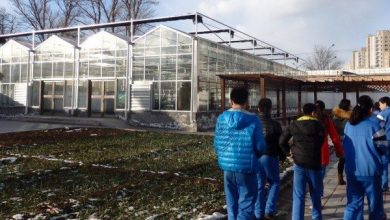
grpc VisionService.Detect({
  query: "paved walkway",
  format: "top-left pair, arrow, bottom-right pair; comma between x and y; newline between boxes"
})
277,154 -> 390,219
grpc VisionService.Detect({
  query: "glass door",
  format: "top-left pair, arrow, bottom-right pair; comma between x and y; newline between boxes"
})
90,81 -> 115,116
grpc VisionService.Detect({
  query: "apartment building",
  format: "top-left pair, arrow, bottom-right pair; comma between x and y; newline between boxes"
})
351,30 -> 390,69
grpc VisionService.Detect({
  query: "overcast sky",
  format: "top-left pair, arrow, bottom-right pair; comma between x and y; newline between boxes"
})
1,0 -> 389,65
159,0 -> 390,64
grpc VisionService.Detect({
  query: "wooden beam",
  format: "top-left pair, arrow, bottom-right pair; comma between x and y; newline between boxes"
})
282,83 -> 287,125
276,89 -> 281,117
298,85 -> 302,114
260,77 -> 266,98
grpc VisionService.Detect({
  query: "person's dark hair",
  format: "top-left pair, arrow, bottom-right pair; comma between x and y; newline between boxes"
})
373,101 -> 380,112
230,86 -> 249,105
338,99 -> 351,111
379,96 -> 390,106
315,100 -> 328,123
350,95 -> 373,125
303,103 -> 316,115
258,98 -> 272,114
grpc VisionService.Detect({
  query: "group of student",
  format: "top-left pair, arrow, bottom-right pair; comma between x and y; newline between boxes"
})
214,86 -> 389,220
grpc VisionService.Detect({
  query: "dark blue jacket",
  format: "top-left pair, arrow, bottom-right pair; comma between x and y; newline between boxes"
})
214,109 -> 266,173
343,116 -> 387,177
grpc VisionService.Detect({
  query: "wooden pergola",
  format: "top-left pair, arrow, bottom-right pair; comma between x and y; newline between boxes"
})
218,71 -> 390,123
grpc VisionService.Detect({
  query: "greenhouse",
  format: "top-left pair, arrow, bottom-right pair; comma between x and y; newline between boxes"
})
0,14 -> 310,131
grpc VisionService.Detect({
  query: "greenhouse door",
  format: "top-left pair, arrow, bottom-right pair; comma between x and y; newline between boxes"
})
90,81 -> 115,116
42,81 -> 65,114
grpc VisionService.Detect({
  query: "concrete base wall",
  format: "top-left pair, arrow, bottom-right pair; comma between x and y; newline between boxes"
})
0,107 -> 27,115
128,111 -> 196,131
195,112 -> 220,131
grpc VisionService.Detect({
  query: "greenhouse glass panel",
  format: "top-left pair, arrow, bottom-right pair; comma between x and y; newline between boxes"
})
161,55 -> 176,80
41,63 -> 52,78
79,62 -> 88,78
177,82 -> 191,111
21,64 -> 28,82
78,81 -> 88,108
209,82 -> 218,111
133,57 -> 144,81
33,63 -> 41,79
54,82 -> 64,95
145,28 -> 160,47
43,83 -> 52,96
145,47 -> 160,56
177,54 -> 191,80
105,81 -> 115,96
10,64 -> 20,83
116,49 -> 127,58
152,82 -> 159,110
64,81 -> 73,107
92,82 -> 102,96
31,81 -> 40,107
178,34 -> 192,45
89,60 -> 101,77
101,59 -> 115,77
43,98 -> 52,111
54,98 -> 63,111
116,58 -> 126,77
145,57 -> 159,81
64,62 -> 73,78
133,47 -> 144,57
53,61 -> 64,78
161,28 -> 177,46
198,81 -> 208,111
2,65 -> 10,83
116,79 -> 126,109
160,81 -> 175,110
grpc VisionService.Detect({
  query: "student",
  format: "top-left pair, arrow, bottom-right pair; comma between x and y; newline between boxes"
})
254,98 -> 285,220
332,99 -> 352,185
279,103 -> 325,220
315,100 -> 343,196
214,86 -> 267,219
377,96 -> 390,192
343,95 -> 387,220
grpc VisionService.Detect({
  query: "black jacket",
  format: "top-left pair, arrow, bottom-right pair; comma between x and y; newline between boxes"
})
258,113 -> 285,160
279,116 -> 325,170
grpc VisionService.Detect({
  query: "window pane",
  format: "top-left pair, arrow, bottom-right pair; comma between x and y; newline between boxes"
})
160,81 -> 175,110
79,62 -> 88,79
54,82 -> 64,95
105,81 -> 115,96
178,45 -> 192,54
91,98 -> 101,113
161,55 -> 176,80
43,83 -> 53,95
54,98 -> 63,111
177,54 -> 191,80
133,57 -> 144,81
177,82 -> 191,111
92,81 -> 102,95
145,47 -> 160,56
133,47 -> 144,57
145,57 -> 159,81
78,81 -> 88,108
161,28 -> 177,46
145,28 -> 160,47
116,79 -> 126,109
178,34 -> 192,45
161,46 -> 177,55
43,98 -> 52,111
64,81 -> 73,107
209,83 -> 218,111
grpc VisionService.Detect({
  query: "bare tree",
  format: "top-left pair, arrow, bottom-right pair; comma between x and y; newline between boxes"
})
55,0 -> 80,27
0,7 -> 18,35
305,45 -> 343,70
10,0 -> 58,41
120,0 -> 158,35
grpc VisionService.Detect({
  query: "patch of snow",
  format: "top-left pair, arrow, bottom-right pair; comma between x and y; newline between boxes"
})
0,157 -> 18,164
203,177 -> 217,181
196,212 -> 227,220
12,214 -> 24,220
145,214 -> 164,220
90,134 -> 98,136
158,171 -> 168,174
127,206 -> 134,211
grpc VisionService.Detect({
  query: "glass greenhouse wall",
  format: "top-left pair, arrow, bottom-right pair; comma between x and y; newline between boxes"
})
132,26 -> 192,111
0,40 -> 31,107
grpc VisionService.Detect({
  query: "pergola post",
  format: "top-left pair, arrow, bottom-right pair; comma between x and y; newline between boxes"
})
298,84 -> 302,114
221,78 -> 226,111
276,89 -> 280,117
259,77 -> 266,99
314,85 -> 317,103
282,83 -> 287,125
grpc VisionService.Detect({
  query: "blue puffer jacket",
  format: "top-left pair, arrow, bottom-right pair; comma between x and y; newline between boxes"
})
214,108 -> 266,173
343,116 -> 387,177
